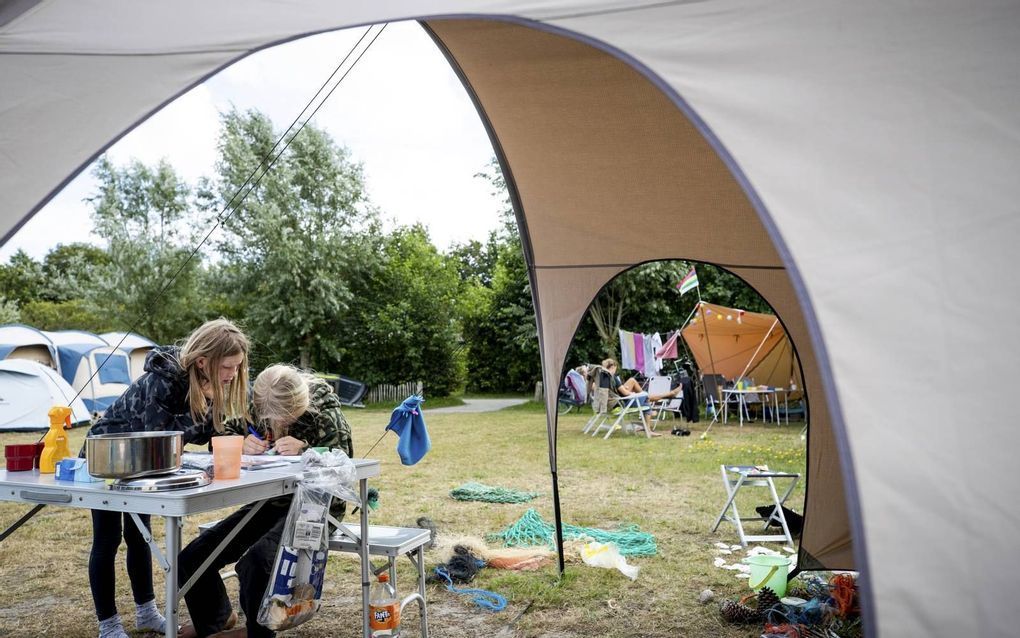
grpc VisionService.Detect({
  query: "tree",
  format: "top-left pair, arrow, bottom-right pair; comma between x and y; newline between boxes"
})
87,156 -> 210,343
0,297 -> 20,324
343,225 -> 464,395
40,243 -> 111,303
0,250 -> 45,307
208,109 -> 382,369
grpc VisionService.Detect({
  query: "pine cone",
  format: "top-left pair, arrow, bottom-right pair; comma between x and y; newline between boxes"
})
720,598 -> 761,623
786,587 -> 811,600
756,587 -> 781,617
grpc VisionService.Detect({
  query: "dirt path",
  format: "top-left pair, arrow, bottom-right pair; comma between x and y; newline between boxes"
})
426,398 -> 528,413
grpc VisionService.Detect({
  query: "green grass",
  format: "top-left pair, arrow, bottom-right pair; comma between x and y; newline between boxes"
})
0,405 -> 811,638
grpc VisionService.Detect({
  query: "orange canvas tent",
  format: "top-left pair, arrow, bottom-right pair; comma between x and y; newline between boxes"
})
681,302 -> 803,392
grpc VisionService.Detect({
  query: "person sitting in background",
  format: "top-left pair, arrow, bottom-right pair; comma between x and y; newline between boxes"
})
600,358 -> 680,437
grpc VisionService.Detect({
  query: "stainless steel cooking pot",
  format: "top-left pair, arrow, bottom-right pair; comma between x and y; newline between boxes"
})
85,431 -> 183,479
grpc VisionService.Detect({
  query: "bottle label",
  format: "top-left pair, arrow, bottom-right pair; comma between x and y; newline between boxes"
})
369,601 -> 400,631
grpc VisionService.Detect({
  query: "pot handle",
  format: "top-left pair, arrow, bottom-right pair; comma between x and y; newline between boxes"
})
20,490 -> 71,504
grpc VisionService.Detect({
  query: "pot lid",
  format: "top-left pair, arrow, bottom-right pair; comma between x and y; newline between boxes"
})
111,468 -> 211,492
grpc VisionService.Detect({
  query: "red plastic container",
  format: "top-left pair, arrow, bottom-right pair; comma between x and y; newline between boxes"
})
4,442 -> 43,471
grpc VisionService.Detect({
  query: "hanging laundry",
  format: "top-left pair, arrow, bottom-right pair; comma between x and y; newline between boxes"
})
656,331 -> 679,359
645,333 -> 662,377
633,332 -> 645,374
618,329 -> 638,370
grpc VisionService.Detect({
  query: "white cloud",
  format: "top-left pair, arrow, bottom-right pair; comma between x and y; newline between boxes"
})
1,20 -> 502,262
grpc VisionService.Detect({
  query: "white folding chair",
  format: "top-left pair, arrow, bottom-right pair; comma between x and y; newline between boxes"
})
711,464 -> 800,547
647,375 -> 682,429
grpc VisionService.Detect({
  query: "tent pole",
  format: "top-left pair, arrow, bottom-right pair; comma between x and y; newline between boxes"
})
551,470 -> 565,575
696,289 -> 718,376
735,317 -> 779,384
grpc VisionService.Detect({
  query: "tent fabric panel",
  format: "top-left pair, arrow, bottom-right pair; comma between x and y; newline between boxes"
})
96,352 -> 130,386
680,301 -> 799,390
99,332 -> 157,352
426,19 -> 782,272
0,368 -> 53,430
55,342 -> 97,385
531,264 -> 631,468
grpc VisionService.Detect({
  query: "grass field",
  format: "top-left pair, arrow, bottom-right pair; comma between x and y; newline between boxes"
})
0,401 -> 809,637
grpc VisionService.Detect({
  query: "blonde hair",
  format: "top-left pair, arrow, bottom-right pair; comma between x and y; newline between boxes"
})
179,318 -> 251,432
253,364 -> 318,440
602,358 -> 618,369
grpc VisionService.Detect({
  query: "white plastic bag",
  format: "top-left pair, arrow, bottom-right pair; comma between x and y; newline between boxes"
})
257,449 -> 361,630
580,541 -> 640,580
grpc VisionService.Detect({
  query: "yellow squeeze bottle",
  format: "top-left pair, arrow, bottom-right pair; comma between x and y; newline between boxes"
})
40,405 -> 73,474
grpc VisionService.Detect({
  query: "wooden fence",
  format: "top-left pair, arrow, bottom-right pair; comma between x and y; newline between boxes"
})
365,380 -> 423,404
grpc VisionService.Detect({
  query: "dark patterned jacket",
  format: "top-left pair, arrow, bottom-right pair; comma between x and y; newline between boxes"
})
225,378 -> 354,519
86,346 -> 214,445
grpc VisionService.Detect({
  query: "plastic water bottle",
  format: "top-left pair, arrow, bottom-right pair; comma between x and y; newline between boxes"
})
369,573 -> 400,637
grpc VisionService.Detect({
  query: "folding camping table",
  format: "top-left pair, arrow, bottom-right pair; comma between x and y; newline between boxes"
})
0,459 -> 381,638
721,388 -> 781,426
711,464 -> 799,546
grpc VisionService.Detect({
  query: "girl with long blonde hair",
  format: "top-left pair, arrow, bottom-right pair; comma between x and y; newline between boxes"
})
86,318 -> 251,638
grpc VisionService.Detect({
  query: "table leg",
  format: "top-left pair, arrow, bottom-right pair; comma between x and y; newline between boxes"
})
0,504 -> 45,542
360,477 -> 370,638
164,516 -> 180,638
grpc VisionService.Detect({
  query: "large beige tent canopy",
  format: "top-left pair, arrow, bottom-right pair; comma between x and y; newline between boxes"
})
681,302 -> 803,392
3,2 -> 1019,636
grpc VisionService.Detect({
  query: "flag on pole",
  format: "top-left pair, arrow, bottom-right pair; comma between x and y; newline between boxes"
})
676,268 -> 699,296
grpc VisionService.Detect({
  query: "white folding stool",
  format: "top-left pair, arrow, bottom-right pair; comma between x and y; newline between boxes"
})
711,465 -> 800,547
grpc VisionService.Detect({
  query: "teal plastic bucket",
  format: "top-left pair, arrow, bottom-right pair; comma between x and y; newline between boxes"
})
744,555 -> 790,597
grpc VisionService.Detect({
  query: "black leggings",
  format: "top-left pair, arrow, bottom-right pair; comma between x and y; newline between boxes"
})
178,499 -> 290,638
89,509 -> 156,621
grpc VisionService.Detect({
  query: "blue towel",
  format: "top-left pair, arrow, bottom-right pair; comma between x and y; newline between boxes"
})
385,394 -> 430,465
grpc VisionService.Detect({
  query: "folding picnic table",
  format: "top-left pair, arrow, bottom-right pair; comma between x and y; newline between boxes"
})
0,458 -> 380,638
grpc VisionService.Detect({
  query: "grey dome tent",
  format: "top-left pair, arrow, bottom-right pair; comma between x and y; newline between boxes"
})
0,359 -> 92,432
2,3 -> 1018,636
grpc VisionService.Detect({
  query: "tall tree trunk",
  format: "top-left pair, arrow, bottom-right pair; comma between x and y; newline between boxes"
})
299,335 -> 312,369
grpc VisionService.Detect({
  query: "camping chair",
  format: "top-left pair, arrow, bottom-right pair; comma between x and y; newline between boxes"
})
558,368 -> 588,415
702,374 -> 726,423
648,375 -> 683,429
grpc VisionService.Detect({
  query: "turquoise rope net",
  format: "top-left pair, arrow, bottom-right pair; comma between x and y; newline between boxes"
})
449,482 -> 540,503
490,508 -> 657,556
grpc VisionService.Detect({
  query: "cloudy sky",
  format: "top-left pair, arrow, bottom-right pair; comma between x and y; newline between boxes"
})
0,21 -> 503,261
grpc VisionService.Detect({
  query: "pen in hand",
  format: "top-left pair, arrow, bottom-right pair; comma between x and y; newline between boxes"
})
246,426 -> 271,454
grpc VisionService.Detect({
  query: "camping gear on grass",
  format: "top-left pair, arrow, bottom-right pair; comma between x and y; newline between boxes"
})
579,541 -> 639,580
744,555 -> 791,597
257,449 -> 360,631
85,431 -> 182,479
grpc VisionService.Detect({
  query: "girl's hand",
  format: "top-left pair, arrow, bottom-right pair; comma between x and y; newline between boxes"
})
274,436 -> 307,456
243,434 -> 268,455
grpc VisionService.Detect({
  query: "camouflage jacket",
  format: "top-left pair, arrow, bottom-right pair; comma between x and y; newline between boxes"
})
86,346 -> 214,445
224,378 -> 354,519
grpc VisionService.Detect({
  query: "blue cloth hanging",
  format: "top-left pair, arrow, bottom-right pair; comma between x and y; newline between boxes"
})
385,394 -> 430,465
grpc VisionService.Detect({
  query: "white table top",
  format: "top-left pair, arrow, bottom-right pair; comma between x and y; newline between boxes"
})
0,458 -> 379,517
